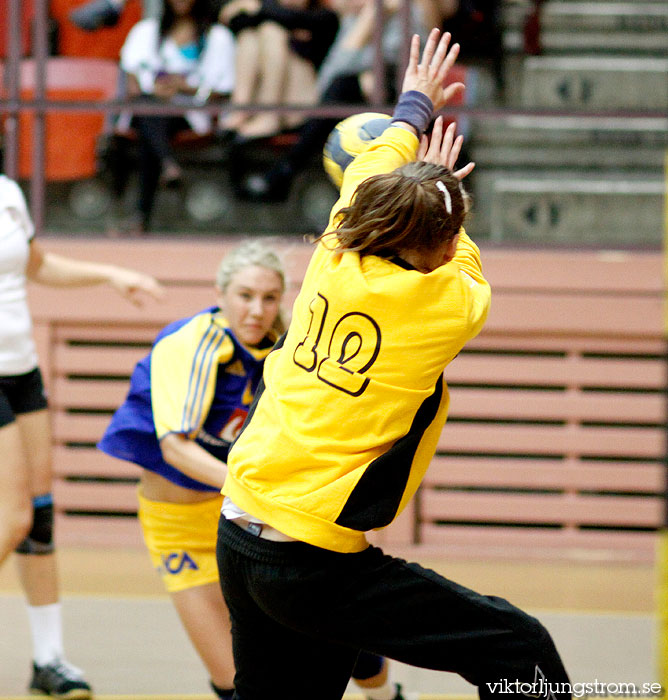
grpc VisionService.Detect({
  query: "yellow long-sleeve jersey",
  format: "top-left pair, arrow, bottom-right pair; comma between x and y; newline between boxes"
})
224,126 -> 491,553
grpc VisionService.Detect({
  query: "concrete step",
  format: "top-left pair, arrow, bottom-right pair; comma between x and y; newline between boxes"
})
520,56 -> 668,110
469,116 -> 668,169
469,174 -> 664,244
503,1 -> 668,54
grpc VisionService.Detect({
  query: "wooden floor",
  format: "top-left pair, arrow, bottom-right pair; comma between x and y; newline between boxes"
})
0,546 -> 659,698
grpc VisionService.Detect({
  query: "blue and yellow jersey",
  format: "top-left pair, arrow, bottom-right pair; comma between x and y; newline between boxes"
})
225,126 -> 491,552
99,307 -> 273,491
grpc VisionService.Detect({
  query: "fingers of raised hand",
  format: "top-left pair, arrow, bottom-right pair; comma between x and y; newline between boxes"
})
438,121 -> 456,165
443,127 -> 460,169
417,133 -> 429,161
442,80 -> 465,106
428,32 -> 453,80
407,33 -> 421,75
422,115 -> 444,164
435,41 -> 459,84
418,28 -> 442,75
453,160 -> 475,180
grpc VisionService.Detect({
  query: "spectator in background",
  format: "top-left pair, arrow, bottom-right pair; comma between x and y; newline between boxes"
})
240,0 -> 432,202
112,0 -> 235,233
440,0 -> 504,91
218,0 -> 339,141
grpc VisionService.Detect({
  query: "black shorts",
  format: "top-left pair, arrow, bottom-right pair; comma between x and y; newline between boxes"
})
0,367 -> 48,429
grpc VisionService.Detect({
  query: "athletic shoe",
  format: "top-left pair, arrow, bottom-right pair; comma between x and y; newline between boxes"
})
29,659 -> 92,699
365,683 -> 406,700
70,0 -> 121,31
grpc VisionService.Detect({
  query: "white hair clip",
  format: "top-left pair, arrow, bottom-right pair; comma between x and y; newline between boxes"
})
436,181 -> 452,215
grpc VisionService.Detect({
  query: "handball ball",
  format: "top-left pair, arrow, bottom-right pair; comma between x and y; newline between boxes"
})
323,112 -> 393,189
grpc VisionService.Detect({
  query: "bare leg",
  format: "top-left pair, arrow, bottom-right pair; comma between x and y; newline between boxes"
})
14,409 -> 59,606
280,52 -> 317,131
171,582 -> 236,689
222,28 -> 261,131
237,21 -> 290,138
0,421 -> 32,565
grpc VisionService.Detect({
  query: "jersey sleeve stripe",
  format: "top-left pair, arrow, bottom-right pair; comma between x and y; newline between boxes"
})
180,324 -> 223,433
181,322 -> 215,430
188,331 -> 229,434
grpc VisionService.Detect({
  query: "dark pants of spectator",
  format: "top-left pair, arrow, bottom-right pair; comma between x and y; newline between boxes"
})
131,113 -> 189,229
216,516 -> 572,700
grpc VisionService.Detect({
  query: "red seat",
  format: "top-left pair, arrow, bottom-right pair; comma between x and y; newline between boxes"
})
0,57 -> 119,180
51,0 -> 142,59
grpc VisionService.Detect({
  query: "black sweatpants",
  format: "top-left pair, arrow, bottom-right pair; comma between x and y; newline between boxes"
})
216,516 -> 571,700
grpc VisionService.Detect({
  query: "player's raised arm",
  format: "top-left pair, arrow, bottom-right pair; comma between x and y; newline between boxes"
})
392,29 -> 464,137
330,29 -> 467,226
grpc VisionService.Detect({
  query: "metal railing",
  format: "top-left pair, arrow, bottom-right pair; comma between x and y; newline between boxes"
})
2,0 -> 666,236
2,0 -> 413,232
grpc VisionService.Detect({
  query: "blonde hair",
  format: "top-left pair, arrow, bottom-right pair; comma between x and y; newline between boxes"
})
216,240 -> 286,292
215,240 -> 287,336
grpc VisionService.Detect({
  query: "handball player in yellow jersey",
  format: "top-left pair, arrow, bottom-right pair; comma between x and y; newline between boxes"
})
217,28 -> 571,700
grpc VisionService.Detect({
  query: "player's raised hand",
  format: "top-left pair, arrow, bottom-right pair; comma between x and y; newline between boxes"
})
401,29 -> 464,112
417,116 -> 475,180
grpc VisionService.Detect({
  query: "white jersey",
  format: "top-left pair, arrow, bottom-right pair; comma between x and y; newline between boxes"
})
120,19 -> 236,135
0,175 -> 38,376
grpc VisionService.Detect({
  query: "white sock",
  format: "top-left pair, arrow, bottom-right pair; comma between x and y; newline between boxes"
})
26,603 -> 64,666
358,680 -> 397,700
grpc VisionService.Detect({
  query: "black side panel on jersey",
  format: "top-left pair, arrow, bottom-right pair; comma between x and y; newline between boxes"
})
335,375 -> 444,531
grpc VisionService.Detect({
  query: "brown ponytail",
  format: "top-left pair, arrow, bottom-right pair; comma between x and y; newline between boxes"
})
320,162 -> 469,260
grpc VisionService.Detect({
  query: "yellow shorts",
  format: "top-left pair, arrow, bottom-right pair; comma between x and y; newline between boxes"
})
138,490 -> 223,593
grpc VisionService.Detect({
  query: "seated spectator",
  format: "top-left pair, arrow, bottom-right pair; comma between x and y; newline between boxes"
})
112,0 -> 235,233
440,0 -> 504,91
218,0 -> 338,141
241,0 -> 431,201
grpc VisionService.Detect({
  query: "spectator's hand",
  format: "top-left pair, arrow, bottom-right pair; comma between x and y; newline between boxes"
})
401,29 -> 465,112
153,74 -> 180,99
417,116 -> 475,180
108,268 -> 165,307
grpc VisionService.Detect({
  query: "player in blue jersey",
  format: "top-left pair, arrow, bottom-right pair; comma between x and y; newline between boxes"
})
98,241 -> 285,700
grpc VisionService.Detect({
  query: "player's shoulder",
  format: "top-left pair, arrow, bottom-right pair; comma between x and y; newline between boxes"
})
153,307 -> 220,345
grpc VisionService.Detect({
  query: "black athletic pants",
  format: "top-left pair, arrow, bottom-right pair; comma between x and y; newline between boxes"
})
216,516 -> 571,700
131,112 -> 189,227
